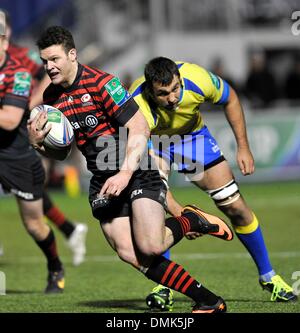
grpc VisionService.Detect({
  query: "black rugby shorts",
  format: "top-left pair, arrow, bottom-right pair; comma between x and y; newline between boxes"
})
0,155 -> 45,201
89,168 -> 167,221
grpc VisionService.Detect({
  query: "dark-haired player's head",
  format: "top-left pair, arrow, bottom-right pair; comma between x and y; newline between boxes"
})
37,26 -> 77,87
144,57 -> 182,111
37,26 -> 75,55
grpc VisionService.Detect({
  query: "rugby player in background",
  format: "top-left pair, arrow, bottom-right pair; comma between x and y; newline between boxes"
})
0,16 -> 64,293
0,9 -> 88,266
130,56 -> 297,309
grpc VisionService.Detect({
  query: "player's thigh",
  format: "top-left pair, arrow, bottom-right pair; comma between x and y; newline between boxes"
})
16,198 -> 49,240
193,160 -> 234,191
131,197 -> 166,253
16,197 -> 44,224
100,216 -> 139,266
100,216 -> 131,251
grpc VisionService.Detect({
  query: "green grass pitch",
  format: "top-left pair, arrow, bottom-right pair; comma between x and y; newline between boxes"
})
0,182 -> 299,313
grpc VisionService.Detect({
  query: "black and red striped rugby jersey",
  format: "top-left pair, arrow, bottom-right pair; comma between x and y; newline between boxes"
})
8,43 -> 45,81
43,63 -> 139,175
0,54 -> 34,159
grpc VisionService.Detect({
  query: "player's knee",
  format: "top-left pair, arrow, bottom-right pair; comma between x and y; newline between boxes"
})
116,247 -> 137,265
23,218 -> 45,238
219,200 -> 252,226
138,241 -> 164,257
221,202 -> 244,220
207,179 -> 240,207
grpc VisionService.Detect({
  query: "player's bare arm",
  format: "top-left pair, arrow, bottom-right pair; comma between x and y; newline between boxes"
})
223,86 -> 255,175
100,109 -> 149,197
0,105 -> 24,131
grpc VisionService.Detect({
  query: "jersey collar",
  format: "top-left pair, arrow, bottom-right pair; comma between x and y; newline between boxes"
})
65,62 -> 83,92
179,82 -> 184,104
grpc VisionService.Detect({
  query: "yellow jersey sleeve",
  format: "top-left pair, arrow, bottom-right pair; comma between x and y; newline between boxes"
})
129,77 -> 156,131
180,63 -> 230,105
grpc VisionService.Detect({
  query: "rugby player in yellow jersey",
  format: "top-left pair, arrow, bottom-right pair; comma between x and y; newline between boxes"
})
130,57 -> 297,310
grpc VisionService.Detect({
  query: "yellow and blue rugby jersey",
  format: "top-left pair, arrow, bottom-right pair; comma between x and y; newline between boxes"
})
129,61 -> 230,136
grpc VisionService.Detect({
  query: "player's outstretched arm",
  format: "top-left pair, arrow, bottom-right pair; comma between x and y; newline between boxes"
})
100,109 -> 149,198
223,86 -> 255,175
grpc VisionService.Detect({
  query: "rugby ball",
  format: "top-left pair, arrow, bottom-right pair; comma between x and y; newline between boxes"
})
30,104 -> 74,160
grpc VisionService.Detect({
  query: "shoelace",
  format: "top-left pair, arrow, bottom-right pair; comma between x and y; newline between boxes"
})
270,276 -> 293,301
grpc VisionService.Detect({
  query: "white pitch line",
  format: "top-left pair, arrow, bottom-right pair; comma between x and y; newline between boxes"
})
1,251 -> 300,264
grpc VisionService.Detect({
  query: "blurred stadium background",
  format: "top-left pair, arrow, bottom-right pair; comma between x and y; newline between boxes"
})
2,0 -> 300,188
0,0 -> 300,313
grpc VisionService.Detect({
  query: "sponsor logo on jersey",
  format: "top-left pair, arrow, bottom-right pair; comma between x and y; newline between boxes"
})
68,96 -> 74,103
81,93 -> 93,106
105,77 -> 131,106
71,121 -> 82,129
12,72 -> 31,97
81,93 -> 91,103
85,115 -> 98,128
